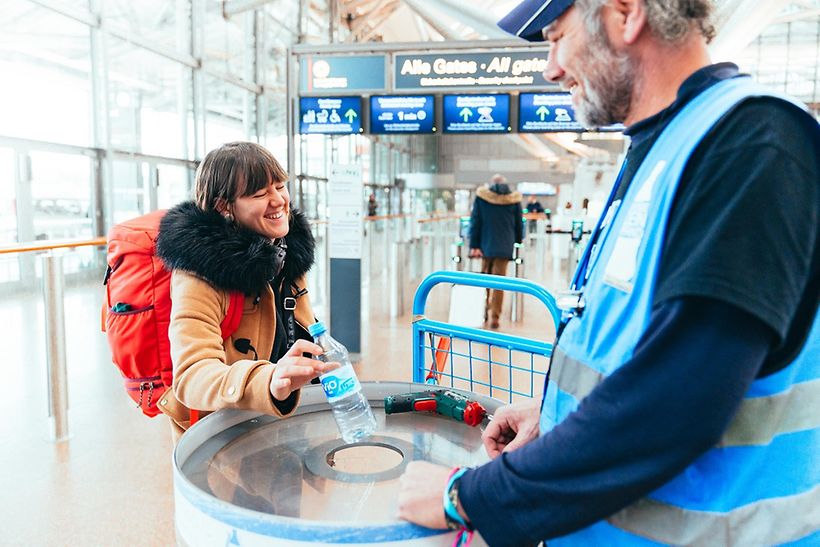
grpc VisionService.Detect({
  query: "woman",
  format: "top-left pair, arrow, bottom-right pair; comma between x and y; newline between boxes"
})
155,141 -> 334,439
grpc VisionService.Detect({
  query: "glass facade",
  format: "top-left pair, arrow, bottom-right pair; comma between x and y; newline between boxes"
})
0,0 -> 307,288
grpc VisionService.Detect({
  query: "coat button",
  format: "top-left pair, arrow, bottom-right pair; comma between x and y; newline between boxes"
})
227,386 -> 236,395
161,399 -> 167,405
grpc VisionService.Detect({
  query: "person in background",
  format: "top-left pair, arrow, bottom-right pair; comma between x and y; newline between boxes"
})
367,192 -> 378,217
156,142 -> 338,441
525,194 -> 544,214
468,174 -> 524,329
525,195 -> 545,236
398,0 -> 819,545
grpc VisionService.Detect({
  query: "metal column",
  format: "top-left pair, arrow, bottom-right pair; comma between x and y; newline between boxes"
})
42,252 -> 70,442
510,243 -> 525,323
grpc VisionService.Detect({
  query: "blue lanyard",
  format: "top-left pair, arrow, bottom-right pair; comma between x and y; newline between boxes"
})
570,157 -> 629,291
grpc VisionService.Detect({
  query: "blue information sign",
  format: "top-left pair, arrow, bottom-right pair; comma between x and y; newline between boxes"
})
519,93 -> 624,132
443,94 -> 510,133
300,55 -> 386,92
299,97 -> 362,134
518,93 -> 583,132
370,95 -> 435,134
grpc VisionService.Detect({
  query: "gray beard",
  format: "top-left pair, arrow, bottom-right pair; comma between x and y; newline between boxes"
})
574,34 -> 635,128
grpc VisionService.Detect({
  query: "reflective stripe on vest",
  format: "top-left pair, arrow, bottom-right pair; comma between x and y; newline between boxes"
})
550,347 -> 820,447
608,484 -> 820,546
542,77 -> 820,545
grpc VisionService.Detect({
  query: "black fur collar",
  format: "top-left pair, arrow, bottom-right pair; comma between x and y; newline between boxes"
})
156,201 -> 315,294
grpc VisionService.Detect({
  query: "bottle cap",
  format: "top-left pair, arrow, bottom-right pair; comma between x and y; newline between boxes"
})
308,321 -> 327,337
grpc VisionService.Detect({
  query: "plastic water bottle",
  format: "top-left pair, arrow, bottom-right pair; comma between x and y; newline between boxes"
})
308,321 -> 376,443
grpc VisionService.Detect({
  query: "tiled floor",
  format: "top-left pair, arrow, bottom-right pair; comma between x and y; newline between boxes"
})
1,241 -> 570,546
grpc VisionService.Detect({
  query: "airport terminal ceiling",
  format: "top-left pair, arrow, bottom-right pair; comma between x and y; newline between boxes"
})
3,0 -> 817,144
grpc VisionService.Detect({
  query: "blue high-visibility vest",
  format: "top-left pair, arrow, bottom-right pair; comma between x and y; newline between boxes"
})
543,77 -> 820,545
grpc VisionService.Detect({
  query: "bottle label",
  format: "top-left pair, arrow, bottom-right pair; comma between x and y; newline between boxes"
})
320,366 -> 362,402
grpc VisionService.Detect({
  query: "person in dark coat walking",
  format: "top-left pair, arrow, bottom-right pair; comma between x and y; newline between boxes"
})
468,174 -> 523,329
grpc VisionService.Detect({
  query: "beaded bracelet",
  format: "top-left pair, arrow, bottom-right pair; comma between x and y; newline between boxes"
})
443,466 -> 475,547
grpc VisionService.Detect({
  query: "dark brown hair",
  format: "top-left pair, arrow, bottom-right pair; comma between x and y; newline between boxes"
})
194,142 -> 288,212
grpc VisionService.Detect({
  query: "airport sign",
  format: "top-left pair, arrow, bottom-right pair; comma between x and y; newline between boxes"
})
443,94 -> 511,133
518,93 -> 584,132
369,95 -> 436,134
299,97 -> 363,134
395,52 -> 550,90
300,55 -> 387,93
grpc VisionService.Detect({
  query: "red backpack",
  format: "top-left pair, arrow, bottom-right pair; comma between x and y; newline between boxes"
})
102,210 -> 243,417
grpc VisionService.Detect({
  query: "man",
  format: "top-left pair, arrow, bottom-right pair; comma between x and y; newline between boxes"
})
525,195 -> 545,237
398,1 -> 819,545
525,195 -> 544,214
469,174 -> 524,329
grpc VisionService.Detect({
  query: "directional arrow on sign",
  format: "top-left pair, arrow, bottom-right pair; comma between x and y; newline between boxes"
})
536,105 -> 550,121
460,108 -> 473,122
345,109 -> 358,123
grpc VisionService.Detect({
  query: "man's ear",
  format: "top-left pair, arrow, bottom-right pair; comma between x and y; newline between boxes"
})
614,0 -> 647,45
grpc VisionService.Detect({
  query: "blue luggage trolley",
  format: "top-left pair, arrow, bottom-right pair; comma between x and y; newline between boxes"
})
412,271 -> 561,402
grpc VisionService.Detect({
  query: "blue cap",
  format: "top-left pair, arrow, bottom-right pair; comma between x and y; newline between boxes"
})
497,0 -> 575,42
307,321 -> 327,337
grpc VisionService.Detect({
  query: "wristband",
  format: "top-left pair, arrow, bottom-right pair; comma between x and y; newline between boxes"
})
443,467 -> 474,532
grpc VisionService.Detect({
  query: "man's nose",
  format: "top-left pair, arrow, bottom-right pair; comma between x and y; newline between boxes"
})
543,47 -> 564,83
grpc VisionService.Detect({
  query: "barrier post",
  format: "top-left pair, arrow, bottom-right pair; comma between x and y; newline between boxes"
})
383,218 -> 391,279
366,219 -> 374,281
389,241 -> 407,318
424,234 -> 434,276
407,237 -> 417,281
536,219 -> 546,280
568,220 -> 584,285
510,243 -> 525,323
436,221 -> 450,271
451,240 -> 464,271
41,252 -> 70,442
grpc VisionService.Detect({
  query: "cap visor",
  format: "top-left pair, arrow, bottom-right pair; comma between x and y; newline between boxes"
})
497,0 -> 574,42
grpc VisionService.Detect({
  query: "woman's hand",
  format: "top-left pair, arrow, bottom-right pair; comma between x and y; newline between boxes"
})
269,339 -> 339,401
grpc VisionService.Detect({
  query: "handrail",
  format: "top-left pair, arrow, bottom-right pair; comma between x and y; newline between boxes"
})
0,237 -> 107,255
416,213 -> 465,224
413,271 -> 561,328
365,213 -> 409,221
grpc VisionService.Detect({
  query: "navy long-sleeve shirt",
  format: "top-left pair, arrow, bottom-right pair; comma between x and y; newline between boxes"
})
459,298 -> 774,546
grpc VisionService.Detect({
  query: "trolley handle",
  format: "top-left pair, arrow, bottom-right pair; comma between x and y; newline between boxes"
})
412,271 -> 560,328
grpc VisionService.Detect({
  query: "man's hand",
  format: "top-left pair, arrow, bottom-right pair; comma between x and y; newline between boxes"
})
270,339 -> 339,401
468,248 -> 484,258
483,399 -> 541,458
397,461 -> 452,529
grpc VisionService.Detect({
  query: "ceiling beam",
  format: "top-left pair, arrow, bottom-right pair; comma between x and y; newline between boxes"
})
710,0 -> 792,61
355,3 -> 401,42
772,7 -> 820,24
401,0 -> 508,39
222,0 -> 277,18
541,134 -> 610,159
400,0 -> 458,40
508,134 -> 560,162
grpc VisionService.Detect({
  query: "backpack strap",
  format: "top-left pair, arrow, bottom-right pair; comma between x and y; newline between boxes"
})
221,291 -> 244,340
283,283 -> 309,349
